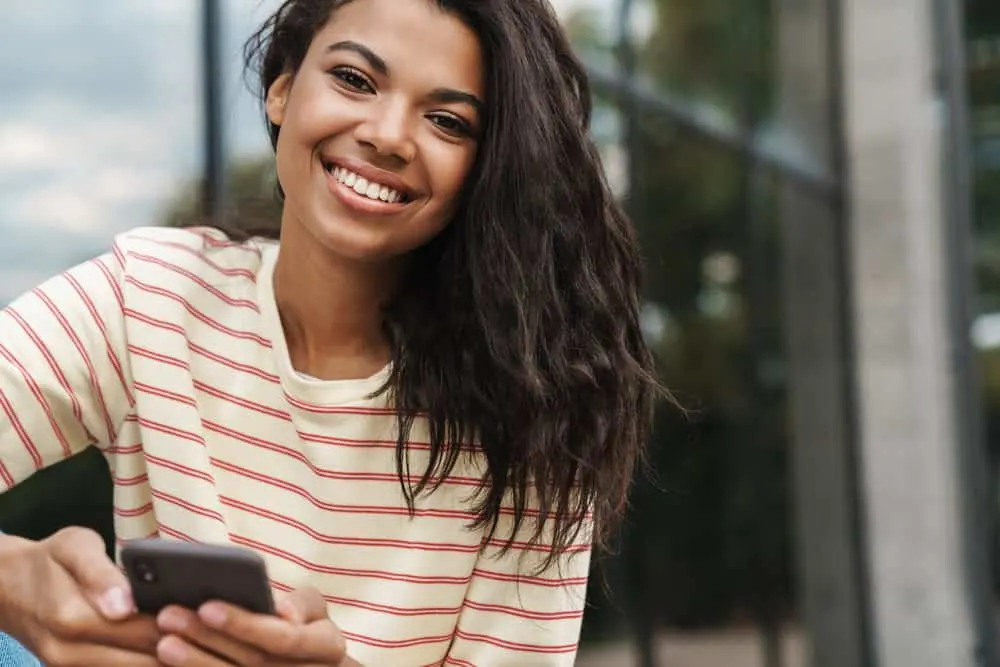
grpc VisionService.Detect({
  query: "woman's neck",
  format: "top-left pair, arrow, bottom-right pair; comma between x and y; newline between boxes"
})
272,223 -> 398,380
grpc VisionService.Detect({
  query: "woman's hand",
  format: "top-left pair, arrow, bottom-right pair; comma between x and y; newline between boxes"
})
155,587 -> 356,666
0,527 -> 161,666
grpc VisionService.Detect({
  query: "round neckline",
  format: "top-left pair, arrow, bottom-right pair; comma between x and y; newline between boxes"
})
254,240 -> 391,407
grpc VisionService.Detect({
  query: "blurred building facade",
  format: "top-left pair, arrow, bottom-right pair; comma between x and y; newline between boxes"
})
3,1 -> 1000,666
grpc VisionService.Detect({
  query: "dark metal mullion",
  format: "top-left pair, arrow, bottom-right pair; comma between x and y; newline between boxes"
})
201,0 -> 227,224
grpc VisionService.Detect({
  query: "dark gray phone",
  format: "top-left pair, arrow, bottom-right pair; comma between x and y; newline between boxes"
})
121,539 -> 276,616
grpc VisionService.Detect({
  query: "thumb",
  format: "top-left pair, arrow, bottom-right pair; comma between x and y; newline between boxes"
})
45,527 -> 133,621
276,587 -> 327,625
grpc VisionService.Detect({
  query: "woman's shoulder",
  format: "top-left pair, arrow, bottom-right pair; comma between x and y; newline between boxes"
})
109,225 -> 274,284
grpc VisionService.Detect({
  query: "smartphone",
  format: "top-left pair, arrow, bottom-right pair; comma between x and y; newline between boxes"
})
121,538 -> 276,616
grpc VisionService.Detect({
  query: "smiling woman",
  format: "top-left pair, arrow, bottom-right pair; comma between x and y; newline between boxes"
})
0,0 -> 662,666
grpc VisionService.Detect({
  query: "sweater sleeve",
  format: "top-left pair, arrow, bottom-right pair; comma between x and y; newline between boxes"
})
0,247 -> 132,491
443,512 -> 593,666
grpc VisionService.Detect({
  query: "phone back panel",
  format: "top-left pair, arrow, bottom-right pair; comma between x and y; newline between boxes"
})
121,539 -> 275,615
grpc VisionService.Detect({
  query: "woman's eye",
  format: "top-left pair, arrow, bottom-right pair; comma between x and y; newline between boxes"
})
429,114 -> 472,137
331,67 -> 374,93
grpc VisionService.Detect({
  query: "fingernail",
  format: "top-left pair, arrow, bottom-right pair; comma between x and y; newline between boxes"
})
157,608 -> 187,633
99,587 -> 133,618
158,637 -> 188,665
199,603 -> 227,627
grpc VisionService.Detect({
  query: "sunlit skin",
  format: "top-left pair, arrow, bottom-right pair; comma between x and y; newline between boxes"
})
266,0 -> 485,382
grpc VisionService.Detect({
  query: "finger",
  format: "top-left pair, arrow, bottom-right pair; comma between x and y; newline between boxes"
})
198,601 -> 345,662
37,561 -> 160,653
157,606 -> 266,666
276,587 -> 327,624
46,527 -> 133,620
157,635 -> 231,667
35,640 -> 161,667
58,610 -> 162,655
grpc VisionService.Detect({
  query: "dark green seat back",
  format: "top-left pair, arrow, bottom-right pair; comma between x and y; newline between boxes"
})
0,448 -> 115,557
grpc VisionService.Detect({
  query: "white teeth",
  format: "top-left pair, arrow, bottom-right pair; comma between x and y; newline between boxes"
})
330,165 -> 404,204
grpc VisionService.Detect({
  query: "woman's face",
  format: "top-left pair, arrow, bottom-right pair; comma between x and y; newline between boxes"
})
266,0 -> 484,263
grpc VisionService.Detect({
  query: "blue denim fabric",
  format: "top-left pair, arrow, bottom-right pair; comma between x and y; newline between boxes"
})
0,634 -> 39,667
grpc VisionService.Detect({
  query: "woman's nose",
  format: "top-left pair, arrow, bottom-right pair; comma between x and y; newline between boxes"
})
353,97 -> 417,164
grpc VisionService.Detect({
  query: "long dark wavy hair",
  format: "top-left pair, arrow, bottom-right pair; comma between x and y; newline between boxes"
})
240,0 -> 665,571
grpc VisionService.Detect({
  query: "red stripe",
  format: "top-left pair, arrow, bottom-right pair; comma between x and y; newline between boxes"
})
152,489 -> 226,524
63,272 -> 133,407
129,344 -> 188,370
283,393 -> 397,415
230,534 -> 472,586
123,322 -> 280,383
0,342 -> 72,458
111,243 -> 127,270
105,443 -> 143,456
483,537 -> 590,555
270,579 -> 461,617
124,276 -> 271,347
125,234 -> 258,280
444,658 -> 476,667
462,599 -> 583,621
470,568 -> 588,588
340,629 -> 453,650
0,461 -> 14,488
297,430 -> 409,449
114,502 -> 154,518
189,342 -> 280,382
6,307 -> 89,432
280,582 -> 577,622
125,308 -> 185,335
93,256 -> 125,309
186,227 -> 262,254
220,495 -> 480,553
0,368 -> 45,469
453,628 -> 577,654
134,381 -> 198,407
211,458 -> 477,520
33,286 -> 116,441
113,473 -> 149,487
145,453 -> 215,484
157,524 -> 199,543
137,417 -> 206,446
192,380 -> 291,421
130,252 -> 259,311
204,420 -> 482,487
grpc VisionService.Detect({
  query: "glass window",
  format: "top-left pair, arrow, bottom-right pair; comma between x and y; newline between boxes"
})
564,0 -> 840,664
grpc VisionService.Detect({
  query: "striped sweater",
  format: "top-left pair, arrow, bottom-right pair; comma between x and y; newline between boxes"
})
0,227 -> 591,666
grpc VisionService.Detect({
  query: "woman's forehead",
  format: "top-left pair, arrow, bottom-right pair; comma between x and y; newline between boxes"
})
307,0 -> 484,95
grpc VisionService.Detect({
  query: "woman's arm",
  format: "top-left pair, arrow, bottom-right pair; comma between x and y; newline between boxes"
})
0,247 -> 132,491
444,513 -> 593,666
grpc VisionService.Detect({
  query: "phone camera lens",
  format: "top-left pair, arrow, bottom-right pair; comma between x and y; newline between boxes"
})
134,558 -> 158,584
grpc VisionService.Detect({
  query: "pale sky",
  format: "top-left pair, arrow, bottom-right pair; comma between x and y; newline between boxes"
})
0,0 -> 615,304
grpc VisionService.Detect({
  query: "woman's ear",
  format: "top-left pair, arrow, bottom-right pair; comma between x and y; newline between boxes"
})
266,73 -> 293,127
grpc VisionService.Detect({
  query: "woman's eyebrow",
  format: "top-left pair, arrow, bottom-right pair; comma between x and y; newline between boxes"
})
326,40 -> 388,75
428,88 -> 484,115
